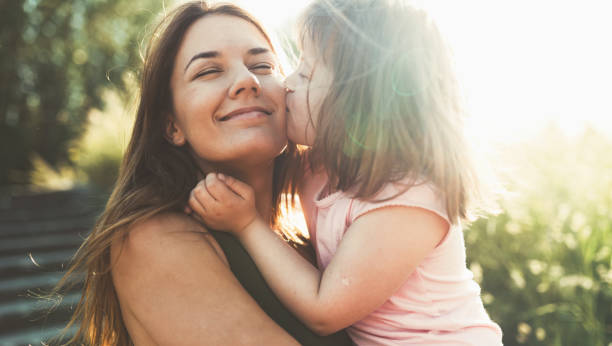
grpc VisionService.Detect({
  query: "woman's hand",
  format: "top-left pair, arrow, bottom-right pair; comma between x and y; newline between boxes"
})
188,173 -> 260,236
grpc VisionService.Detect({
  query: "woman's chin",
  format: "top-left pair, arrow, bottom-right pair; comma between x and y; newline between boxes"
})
201,139 -> 287,169
244,139 -> 287,162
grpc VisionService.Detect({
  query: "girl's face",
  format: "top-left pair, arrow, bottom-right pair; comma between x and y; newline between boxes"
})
284,38 -> 333,146
169,15 -> 287,169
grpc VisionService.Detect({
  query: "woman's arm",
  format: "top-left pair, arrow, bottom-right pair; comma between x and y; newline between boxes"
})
110,212 -> 299,345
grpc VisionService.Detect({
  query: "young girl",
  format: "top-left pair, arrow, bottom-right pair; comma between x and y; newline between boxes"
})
188,0 -> 503,344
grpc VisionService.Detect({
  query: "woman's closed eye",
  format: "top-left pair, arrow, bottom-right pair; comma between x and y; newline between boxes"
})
250,63 -> 274,74
193,68 -> 222,80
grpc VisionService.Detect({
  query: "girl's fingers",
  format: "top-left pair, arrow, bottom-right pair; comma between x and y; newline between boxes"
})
206,173 -> 240,201
204,174 -> 219,201
188,188 -> 207,218
217,173 -> 253,200
194,178 -> 219,209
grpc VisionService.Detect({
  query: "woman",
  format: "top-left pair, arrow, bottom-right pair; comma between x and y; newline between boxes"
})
53,2 -> 351,345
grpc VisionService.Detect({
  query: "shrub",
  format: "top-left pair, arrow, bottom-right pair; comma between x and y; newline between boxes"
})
466,127 -> 612,346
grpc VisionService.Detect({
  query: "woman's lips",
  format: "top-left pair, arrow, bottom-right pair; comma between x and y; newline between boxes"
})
220,110 -> 267,122
218,106 -> 271,121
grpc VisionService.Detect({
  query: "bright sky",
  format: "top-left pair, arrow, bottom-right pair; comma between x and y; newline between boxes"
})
178,0 -> 612,143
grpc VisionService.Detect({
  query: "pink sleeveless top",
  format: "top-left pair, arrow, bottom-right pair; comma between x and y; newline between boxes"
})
299,169 -> 503,345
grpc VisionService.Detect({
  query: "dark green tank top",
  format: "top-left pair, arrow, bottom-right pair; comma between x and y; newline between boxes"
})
209,230 -> 353,346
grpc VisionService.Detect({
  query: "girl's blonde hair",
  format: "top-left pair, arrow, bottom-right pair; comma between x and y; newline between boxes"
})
301,0 -> 485,224
50,2 -> 297,345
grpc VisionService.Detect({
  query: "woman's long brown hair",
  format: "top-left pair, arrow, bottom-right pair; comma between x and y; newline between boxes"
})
49,2 -> 296,345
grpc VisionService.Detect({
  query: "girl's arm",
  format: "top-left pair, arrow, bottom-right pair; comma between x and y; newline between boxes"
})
190,173 -> 449,335
111,212 -> 300,345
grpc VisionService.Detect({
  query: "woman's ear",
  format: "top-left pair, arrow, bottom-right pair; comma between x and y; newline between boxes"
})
165,115 -> 186,146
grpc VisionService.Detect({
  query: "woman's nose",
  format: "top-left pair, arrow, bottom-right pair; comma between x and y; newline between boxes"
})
229,68 -> 261,99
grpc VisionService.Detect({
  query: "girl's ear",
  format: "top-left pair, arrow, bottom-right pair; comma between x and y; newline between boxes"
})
165,115 -> 186,146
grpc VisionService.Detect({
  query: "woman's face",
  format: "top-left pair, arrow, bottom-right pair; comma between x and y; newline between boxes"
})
169,14 -> 286,169
284,37 -> 333,146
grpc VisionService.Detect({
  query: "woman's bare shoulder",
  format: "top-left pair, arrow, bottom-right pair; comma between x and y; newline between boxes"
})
114,211 -> 226,263
110,211 -> 297,345
127,211 -> 206,237
111,211 -> 219,283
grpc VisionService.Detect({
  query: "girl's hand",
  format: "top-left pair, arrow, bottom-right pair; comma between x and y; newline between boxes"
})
188,173 -> 259,235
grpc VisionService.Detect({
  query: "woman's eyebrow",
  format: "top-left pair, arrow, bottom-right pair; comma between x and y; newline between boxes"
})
184,51 -> 219,72
248,47 -> 270,56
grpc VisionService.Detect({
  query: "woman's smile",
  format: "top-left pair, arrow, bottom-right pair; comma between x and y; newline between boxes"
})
217,105 -> 272,122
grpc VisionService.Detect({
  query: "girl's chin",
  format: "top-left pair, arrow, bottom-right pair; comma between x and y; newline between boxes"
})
286,130 -> 301,145
286,126 -> 311,145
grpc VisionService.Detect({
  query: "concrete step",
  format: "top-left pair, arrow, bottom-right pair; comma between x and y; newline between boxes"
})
0,233 -> 86,255
0,291 -> 80,321
0,322 -> 77,346
0,188 -> 100,345
0,272 -> 66,295
0,249 -> 77,274
0,188 -> 106,222
0,214 -> 96,237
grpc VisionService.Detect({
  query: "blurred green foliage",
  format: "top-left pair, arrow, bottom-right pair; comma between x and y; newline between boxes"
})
70,88 -> 135,190
466,127 -> 612,345
29,88 -> 135,192
0,0 -> 161,186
